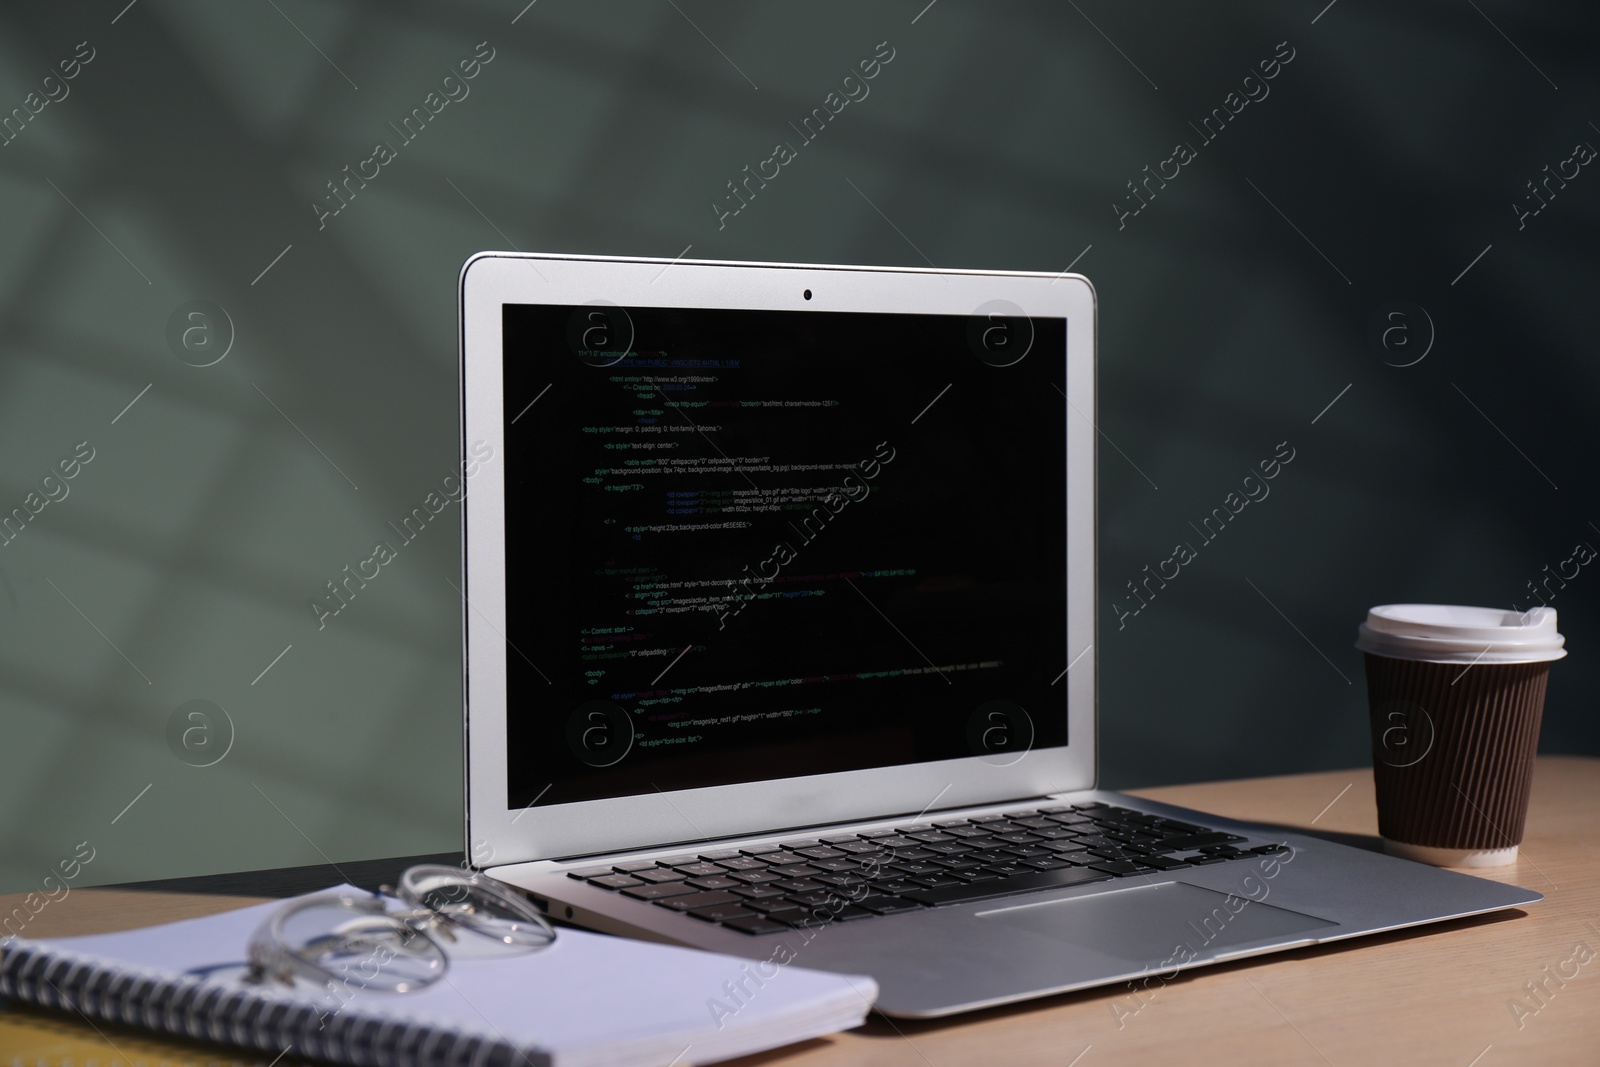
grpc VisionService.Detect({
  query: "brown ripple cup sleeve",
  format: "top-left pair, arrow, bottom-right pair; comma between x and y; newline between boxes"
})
1356,604 -> 1565,868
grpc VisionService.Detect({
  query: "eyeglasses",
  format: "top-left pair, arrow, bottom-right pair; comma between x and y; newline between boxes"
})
246,865 -> 556,994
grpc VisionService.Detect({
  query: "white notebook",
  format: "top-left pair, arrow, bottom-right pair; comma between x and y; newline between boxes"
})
0,887 -> 877,1067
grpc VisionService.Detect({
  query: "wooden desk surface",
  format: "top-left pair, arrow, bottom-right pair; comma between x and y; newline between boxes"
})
3,757 -> 1597,1066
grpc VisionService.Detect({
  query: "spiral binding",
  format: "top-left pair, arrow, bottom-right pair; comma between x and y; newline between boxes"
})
0,941 -> 534,1067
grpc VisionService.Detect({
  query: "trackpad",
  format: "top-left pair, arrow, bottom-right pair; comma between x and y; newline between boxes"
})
978,881 -> 1338,963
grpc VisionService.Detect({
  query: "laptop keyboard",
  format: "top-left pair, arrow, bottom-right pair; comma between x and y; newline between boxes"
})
566,802 -> 1289,935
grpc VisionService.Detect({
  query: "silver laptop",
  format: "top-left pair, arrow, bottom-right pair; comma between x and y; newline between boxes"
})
458,252 -> 1538,1018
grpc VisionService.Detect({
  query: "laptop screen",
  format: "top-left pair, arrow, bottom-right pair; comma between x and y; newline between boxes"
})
500,303 -> 1068,809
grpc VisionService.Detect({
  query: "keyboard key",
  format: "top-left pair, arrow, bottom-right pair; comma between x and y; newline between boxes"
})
673,862 -> 725,877
1093,850 -> 1157,865
793,846 -> 846,860
768,910 -> 828,928
739,844 -> 785,856
632,868 -> 689,883
689,904 -> 758,922
951,869 -> 1000,882
932,820 -> 970,828
1046,813 -> 1094,826
588,874 -> 643,889
981,863 -> 1032,877
613,861 -> 662,872
768,863 -> 821,878
1027,827 -> 1078,840
1153,818 -> 1206,833
872,836 -> 918,850
742,908 -> 806,927
1073,836 -> 1117,850
998,845 -> 1053,858
724,916 -> 789,935
857,896 -> 924,914
1252,844 -> 1292,855
1085,860 -> 1158,876
699,850 -> 743,860
621,882 -> 700,900
932,857 -> 981,870
808,858 -> 866,873
658,890 -> 742,911
855,860 -> 899,880
922,842 -> 974,855
787,890 -> 839,907
833,840 -> 884,854
686,876 -> 741,891
908,874 -> 962,888
993,832 -> 1043,844
567,866 -> 617,879
859,829 -> 898,838
1137,856 -> 1192,871
1019,857 -> 1075,871
813,873 -> 867,888
821,835 -> 861,844
732,885 -> 786,899
1042,841 -> 1089,854
888,848 -> 936,862
1107,808 -> 1160,821
1153,832 -> 1247,851
715,857 -> 770,872
728,870 -> 782,885
970,849 -> 1019,864
890,860 -> 944,875
1009,817 -> 1058,830
744,897 -> 803,913
773,878 -> 824,892
904,866 -> 1113,906
943,825 -> 994,839
906,831 -> 955,843
1036,805 -> 1073,814
869,881 -> 921,895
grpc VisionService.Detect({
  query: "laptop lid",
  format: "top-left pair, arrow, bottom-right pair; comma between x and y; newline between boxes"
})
461,253 -> 1096,866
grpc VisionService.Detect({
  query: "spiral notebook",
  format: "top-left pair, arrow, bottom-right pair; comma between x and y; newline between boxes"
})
0,887 -> 876,1067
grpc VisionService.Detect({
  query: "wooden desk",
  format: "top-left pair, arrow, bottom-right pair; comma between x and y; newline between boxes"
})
4,757 -> 1597,1066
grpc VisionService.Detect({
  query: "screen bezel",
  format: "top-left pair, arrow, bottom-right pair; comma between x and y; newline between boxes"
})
461,252 -> 1097,865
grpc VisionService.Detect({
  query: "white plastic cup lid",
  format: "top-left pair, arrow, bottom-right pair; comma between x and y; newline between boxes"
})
1355,604 -> 1566,664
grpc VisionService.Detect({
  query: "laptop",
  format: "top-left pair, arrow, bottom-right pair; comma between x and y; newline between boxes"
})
458,252 -> 1539,1018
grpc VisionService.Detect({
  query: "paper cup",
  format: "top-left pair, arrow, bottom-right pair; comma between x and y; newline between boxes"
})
1356,605 -> 1564,867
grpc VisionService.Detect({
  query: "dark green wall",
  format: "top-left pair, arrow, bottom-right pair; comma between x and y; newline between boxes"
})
1,1 -> 1594,892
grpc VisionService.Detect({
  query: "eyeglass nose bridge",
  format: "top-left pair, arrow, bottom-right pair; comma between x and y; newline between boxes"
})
380,900 -> 466,944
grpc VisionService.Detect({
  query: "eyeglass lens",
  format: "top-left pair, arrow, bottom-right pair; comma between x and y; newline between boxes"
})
276,901 -> 446,993
400,866 -> 555,948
